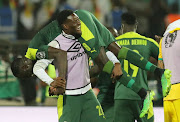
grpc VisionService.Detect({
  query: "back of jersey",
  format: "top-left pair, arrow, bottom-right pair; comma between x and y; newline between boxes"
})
115,32 -> 159,100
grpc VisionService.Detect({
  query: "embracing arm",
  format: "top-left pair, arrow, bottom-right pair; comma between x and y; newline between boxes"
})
89,50 -> 122,80
33,41 -> 66,90
33,59 -> 54,86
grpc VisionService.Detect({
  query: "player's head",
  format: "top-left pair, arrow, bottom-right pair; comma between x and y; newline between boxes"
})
57,9 -> 82,39
11,56 -> 35,78
120,12 -> 138,34
106,26 -> 119,37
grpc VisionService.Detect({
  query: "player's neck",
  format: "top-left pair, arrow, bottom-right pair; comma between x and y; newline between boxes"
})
62,30 -> 76,40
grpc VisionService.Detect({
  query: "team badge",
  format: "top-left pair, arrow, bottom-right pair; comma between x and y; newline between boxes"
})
36,51 -> 46,59
165,31 -> 177,48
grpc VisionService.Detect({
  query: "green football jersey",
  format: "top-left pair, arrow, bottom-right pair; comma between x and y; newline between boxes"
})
25,20 -> 62,60
25,9 -> 115,60
114,32 -> 159,100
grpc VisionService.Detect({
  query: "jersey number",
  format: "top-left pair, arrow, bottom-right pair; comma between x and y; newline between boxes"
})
96,105 -> 105,118
124,50 -> 139,77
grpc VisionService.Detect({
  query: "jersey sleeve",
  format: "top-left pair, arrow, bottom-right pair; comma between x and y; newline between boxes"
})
158,38 -> 163,60
25,20 -> 61,60
89,12 -> 116,48
33,40 -> 59,86
25,32 -> 47,60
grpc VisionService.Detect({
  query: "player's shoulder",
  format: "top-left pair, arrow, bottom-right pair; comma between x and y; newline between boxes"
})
145,37 -> 159,47
136,33 -> 159,47
116,32 -> 140,40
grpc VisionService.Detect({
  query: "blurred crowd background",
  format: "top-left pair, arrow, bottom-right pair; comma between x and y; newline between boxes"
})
0,0 -> 180,106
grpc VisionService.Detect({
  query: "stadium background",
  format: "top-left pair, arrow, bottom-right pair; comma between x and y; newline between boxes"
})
0,0 -> 179,121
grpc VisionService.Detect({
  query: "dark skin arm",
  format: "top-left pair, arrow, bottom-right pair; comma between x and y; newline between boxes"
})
107,42 -> 121,57
48,46 -> 67,80
90,61 -> 122,83
48,46 -> 67,94
89,63 -> 122,88
158,60 -> 164,69
93,47 -> 123,80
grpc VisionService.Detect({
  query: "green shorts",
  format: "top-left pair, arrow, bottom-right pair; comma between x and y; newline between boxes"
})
101,103 -> 114,122
114,99 -> 154,122
57,89 -> 106,122
97,86 -> 115,122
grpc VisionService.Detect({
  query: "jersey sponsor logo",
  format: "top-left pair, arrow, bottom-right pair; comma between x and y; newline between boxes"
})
165,31 -> 177,48
67,41 -> 87,61
71,51 -> 86,61
82,43 -> 97,53
36,51 -> 46,59
67,41 -> 82,52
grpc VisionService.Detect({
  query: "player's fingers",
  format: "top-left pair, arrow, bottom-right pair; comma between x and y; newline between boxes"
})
57,80 -> 66,84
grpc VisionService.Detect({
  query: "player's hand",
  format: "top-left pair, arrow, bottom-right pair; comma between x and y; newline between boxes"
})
111,63 -> 123,83
49,86 -> 65,96
50,77 -> 66,88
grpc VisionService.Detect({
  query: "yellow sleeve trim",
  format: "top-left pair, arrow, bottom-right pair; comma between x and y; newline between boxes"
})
169,28 -> 180,33
80,20 -> 95,41
25,48 -> 38,60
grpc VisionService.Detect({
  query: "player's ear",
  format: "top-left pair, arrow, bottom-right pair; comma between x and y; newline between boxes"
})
62,24 -> 68,30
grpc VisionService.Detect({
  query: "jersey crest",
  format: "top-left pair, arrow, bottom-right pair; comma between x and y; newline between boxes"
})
36,51 -> 46,59
165,31 -> 177,48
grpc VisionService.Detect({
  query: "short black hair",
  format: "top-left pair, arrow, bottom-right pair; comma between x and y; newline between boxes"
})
121,12 -> 137,25
57,9 -> 74,27
11,58 -> 22,77
11,57 -> 34,78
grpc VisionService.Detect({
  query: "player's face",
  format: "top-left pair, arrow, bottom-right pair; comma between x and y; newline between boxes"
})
18,57 -> 34,78
66,13 -> 81,38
